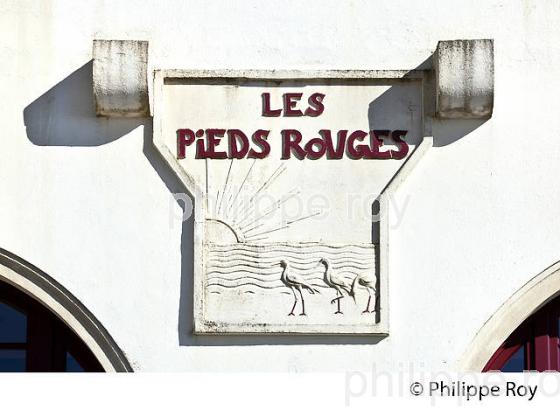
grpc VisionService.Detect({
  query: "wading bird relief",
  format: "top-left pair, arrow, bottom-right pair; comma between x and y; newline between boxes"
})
153,70 -> 425,334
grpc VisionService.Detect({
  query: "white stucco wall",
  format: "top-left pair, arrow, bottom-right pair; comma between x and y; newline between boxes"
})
1,0 -> 560,371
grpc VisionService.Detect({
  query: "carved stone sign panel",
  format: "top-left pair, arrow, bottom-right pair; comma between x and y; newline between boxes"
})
153,70 -> 425,334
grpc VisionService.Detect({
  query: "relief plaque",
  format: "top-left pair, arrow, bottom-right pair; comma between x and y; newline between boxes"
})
153,70 -> 427,334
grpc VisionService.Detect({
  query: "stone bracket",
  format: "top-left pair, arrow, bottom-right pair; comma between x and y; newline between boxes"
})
435,39 -> 494,119
93,39 -> 150,118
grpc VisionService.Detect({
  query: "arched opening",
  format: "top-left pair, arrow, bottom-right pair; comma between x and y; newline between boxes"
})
461,260 -> 560,371
0,248 -> 131,372
0,280 -> 102,371
483,294 -> 560,371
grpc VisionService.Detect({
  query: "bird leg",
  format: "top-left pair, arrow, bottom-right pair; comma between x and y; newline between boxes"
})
288,287 -> 297,316
369,292 -> 377,314
362,295 -> 371,314
330,289 -> 342,304
332,289 -> 343,314
297,287 -> 306,316
335,297 -> 343,314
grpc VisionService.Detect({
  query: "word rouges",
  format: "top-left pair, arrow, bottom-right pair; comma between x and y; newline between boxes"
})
176,128 -> 409,160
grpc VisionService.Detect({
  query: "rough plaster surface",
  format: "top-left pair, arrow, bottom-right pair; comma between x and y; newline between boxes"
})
436,39 -> 494,119
2,0 -> 560,371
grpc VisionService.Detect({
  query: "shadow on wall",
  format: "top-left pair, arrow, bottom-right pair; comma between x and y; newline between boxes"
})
431,117 -> 488,147
367,58 -> 490,236
368,55 -> 488,148
23,61 -> 148,146
23,54 -> 490,347
366,69 -> 489,238
367,57 -> 490,325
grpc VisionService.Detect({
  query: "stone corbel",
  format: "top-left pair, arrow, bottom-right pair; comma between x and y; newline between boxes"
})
92,39 -> 150,118
435,39 -> 494,119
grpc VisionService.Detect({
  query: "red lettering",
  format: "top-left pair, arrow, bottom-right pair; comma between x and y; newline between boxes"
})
197,129 -> 227,159
305,137 -> 327,160
304,93 -> 325,117
177,129 -> 196,159
283,93 -> 304,117
365,130 -> 392,160
248,130 -> 271,159
319,129 -> 346,159
261,93 -> 282,117
281,129 -> 306,159
347,130 -> 368,159
180,126 -> 408,161
227,129 -> 250,159
195,136 -> 207,159
390,130 -> 409,159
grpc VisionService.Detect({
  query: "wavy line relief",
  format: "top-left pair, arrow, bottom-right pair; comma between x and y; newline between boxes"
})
207,270 -> 359,283
205,242 -> 377,316
207,275 -> 282,283
209,243 -> 373,250
210,290 -> 290,295
209,242 -> 374,249
207,282 -> 285,290
208,253 -> 373,263
208,251 -> 373,259
203,264 -> 373,275
208,247 -> 373,257
207,258 -> 371,269
207,275 -> 329,287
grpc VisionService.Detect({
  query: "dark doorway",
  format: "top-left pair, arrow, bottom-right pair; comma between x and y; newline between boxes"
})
0,281 -> 103,372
